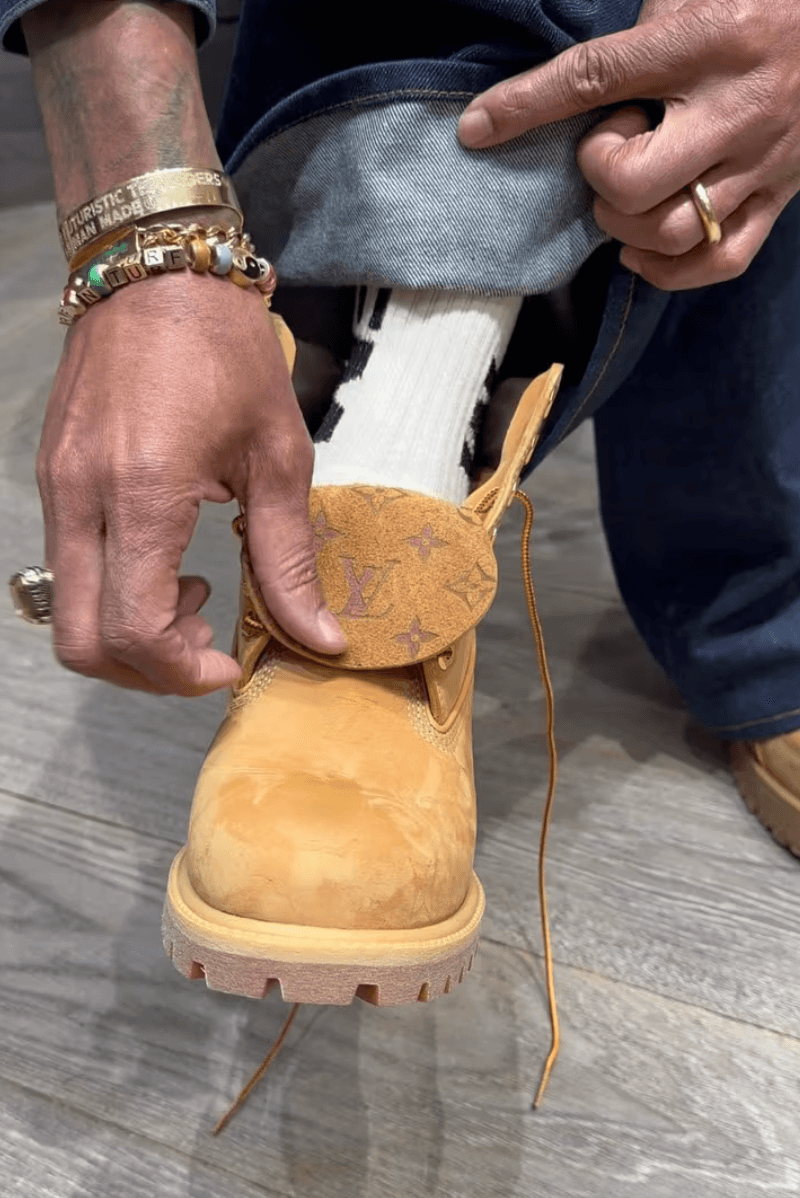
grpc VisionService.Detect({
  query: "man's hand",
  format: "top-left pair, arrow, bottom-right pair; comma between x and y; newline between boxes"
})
21,0 -> 345,695
458,0 -> 800,290
38,272 -> 346,696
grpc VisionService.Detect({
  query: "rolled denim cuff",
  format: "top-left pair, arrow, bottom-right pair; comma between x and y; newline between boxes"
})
232,94 -> 610,296
1,0 -> 215,54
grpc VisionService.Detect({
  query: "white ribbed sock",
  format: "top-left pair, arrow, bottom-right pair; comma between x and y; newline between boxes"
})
311,287 -> 522,504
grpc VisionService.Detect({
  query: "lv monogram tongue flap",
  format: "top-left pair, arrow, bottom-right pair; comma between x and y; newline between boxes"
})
241,487 -> 498,671
237,363 -> 563,673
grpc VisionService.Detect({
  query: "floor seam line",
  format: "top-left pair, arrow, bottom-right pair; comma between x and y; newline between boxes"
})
0,784 -> 184,847
480,933 -> 800,1045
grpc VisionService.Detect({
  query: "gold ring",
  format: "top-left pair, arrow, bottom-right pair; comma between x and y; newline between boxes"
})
689,179 -> 722,246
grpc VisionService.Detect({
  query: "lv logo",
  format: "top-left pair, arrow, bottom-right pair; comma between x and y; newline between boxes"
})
337,557 -> 399,619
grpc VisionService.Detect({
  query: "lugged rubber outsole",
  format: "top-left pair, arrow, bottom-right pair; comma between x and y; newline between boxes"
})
162,847 -> 485,1006
730,741 -> 800,859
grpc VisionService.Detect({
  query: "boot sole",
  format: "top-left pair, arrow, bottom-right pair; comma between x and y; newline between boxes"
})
162,847 -> 485,1006
730,742 -> 800,858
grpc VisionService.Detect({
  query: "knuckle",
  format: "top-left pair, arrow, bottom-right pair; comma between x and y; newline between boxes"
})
605,171 -> 643,217
35,451 -> 49,494
657,216 -> 697,257
565,42 -> 620,111
98,618 -> 149,660
492,80 -> 535,124
715,245 -> 752,282
103,455 -> 179,501
272,541 -> 320,594
252,524 -> 320,597
38,447 -> 82,494
265,431 -> 314,490
700,0 -> 759,59
52,634 -> 105,677
587,147 -> 646,216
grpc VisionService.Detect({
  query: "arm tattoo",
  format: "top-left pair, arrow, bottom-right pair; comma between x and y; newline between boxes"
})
24,0 -> 220,219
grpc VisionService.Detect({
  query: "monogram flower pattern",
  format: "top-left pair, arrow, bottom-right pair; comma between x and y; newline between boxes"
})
352,486 -> 407,513
394,617 -> 438,660
405,524 -> 449,561
312,509 -> 342,553
445,563 -> 496,610
271,487 -> 503,668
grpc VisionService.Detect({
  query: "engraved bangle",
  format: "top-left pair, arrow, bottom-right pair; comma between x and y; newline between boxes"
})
59,168 -> 243,263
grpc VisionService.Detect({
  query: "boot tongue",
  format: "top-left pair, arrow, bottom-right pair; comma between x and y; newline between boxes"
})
239,486 -> 499,671
464,364 -> 562,534
237,363 -> 563,672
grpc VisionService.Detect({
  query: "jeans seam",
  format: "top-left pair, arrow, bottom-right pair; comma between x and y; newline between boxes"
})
709,704 -> 800,734
558,271 -> 638,443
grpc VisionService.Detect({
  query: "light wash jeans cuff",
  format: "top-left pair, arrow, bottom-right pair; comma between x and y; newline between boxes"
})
233,94 -> 610,296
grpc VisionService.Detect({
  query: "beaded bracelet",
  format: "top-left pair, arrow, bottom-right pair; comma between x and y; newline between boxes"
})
59,221 -> 277,326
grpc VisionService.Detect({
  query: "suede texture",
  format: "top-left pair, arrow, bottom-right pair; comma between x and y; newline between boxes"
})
183,356 -> 564,934
750,729 -> 800,796
243,488 -> 497,671
186,633 -> 476,929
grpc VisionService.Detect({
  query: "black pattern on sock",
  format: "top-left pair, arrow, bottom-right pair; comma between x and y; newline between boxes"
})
313,399 -> 345,443
341,337 -> 374,383
483,356 -> 499,398
460,357 -> 497,478
368,288 -> 392,331
460,395 -> 489,479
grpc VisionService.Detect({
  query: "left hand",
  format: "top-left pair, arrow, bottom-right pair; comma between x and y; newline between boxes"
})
458,0 -> 800,291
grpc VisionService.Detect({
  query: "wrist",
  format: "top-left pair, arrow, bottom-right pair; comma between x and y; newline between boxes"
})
23,0 -> 219,220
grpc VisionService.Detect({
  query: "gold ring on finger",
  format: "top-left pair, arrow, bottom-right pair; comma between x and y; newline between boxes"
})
689,179 -> 722,246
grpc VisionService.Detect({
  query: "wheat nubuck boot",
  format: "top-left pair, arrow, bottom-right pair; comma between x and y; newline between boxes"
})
163,315 -> 563,1008
730,735 -> 800,857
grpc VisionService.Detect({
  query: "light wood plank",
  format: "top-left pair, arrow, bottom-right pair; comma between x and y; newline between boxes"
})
3,201 -> 800,1198
1,791 -> 799,1198
1,243 -> 799,1045
1,1079 -> 282,1198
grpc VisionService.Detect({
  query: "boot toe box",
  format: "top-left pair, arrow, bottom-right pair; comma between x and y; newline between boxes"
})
186,766 -> 474,931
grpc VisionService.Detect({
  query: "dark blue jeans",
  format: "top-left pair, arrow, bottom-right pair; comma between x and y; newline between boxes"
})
535,201 -> 800,742
215,0 -> 800,741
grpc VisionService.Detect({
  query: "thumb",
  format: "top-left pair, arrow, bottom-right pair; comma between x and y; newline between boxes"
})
243,478 -> 348,657
458,14 -> 690,148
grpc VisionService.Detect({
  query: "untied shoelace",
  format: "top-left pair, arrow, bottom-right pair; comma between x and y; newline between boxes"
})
213,487 -> 560,1134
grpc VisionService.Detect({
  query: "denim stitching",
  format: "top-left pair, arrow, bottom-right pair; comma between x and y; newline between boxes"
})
558,272 -> 638,443
709,704 -> 800,734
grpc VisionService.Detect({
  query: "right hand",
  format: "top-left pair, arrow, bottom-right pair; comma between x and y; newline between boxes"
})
37,270 -> 347,696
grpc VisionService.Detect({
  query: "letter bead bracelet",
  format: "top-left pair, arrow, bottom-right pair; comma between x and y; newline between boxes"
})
59,222 -> 277,326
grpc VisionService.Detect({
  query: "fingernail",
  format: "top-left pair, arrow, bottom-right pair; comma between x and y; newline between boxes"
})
317,607 -> 347,652
458,107 -> 493,147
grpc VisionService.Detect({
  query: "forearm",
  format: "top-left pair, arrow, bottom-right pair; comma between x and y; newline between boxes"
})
22,0 -> 220,222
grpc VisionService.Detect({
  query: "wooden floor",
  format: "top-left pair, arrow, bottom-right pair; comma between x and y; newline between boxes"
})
2,202 -> 800,1198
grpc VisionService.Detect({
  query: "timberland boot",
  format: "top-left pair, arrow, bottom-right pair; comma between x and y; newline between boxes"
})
730,736 -> 800,857
163,313 -> 563,1008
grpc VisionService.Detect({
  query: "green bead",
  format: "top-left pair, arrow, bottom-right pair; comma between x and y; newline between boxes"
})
87,264 -> 112,294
